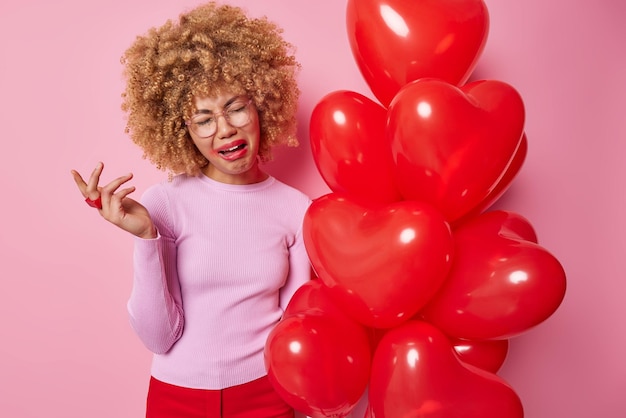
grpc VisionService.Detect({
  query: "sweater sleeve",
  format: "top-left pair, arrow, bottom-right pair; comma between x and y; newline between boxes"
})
127,185 -> 184,354
279,223 -> 312,312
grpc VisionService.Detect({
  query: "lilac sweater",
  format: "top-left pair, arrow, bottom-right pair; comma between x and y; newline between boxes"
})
127,174 -> 312,389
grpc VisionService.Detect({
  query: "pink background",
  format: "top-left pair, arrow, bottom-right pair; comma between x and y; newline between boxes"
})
1,0 -> 624,417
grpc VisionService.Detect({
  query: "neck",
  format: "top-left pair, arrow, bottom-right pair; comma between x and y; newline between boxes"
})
202,164 -> 268,185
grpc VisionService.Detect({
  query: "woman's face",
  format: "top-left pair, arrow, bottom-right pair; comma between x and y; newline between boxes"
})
188,93 -> 265,184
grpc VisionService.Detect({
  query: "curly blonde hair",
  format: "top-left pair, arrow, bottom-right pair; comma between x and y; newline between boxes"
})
121,2 -> 301,176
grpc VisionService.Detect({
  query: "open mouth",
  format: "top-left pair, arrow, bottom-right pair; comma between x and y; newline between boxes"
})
218,143 -> 247,155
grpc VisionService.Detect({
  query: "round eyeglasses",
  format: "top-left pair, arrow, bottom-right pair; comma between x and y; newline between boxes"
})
186,99 -> 253,138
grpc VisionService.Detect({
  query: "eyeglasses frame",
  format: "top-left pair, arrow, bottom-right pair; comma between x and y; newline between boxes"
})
185,98 -> 254,138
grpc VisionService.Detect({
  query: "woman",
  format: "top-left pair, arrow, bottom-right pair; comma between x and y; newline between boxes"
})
71,3 -> 311,417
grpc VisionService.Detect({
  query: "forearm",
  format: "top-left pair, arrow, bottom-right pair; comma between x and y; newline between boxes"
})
128,235 -> 184,354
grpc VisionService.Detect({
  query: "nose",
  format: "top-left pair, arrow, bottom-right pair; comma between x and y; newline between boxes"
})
215,114 -> 237,138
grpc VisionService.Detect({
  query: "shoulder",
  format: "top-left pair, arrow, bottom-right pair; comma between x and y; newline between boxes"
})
140,174 -> 198,206
267,178 -> 312,209
143,173 -> 196,194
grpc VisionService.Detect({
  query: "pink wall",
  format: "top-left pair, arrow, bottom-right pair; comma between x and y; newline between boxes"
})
0,0 -> 624,417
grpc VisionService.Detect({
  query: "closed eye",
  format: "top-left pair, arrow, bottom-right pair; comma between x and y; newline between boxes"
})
195,117 -> 214,126
226,103 -> 248,114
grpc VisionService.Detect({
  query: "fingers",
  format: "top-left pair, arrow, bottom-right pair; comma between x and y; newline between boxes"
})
100,172 -> 134,197
70,169 -> 88,196
99,172 -> 134,208
85,162 -> 104,199
109,186 -> 137,211
70,162 -> 103,198
116,185 -> 137,201
72,163 -> 137,214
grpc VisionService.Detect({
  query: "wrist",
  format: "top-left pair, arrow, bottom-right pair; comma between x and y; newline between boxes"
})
138,226 -> 158,240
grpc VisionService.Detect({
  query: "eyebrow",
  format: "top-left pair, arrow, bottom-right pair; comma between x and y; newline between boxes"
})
193,96 -> 245,115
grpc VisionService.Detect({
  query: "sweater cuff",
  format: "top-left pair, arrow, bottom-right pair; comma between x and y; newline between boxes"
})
133,229 -> 162,260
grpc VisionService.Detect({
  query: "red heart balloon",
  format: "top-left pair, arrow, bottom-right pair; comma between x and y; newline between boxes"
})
369,320 -> 524,418
284,278 -> 346,319
265,311 -> 371,418
310,90 -> 402,205
458,208 -> 538,243
285,279 -> 386,355
452,337 -> 509,373
421,210 -> 567,340
303,193 -> 454,328
347,0 -> 489,106
454,133 -> 528,226
389,78 -> 525,222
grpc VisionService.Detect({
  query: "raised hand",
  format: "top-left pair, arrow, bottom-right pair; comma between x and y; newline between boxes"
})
71,162 -> 157,239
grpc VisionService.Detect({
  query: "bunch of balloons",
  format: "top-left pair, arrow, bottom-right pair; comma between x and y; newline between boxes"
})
264,1 -> 567,417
